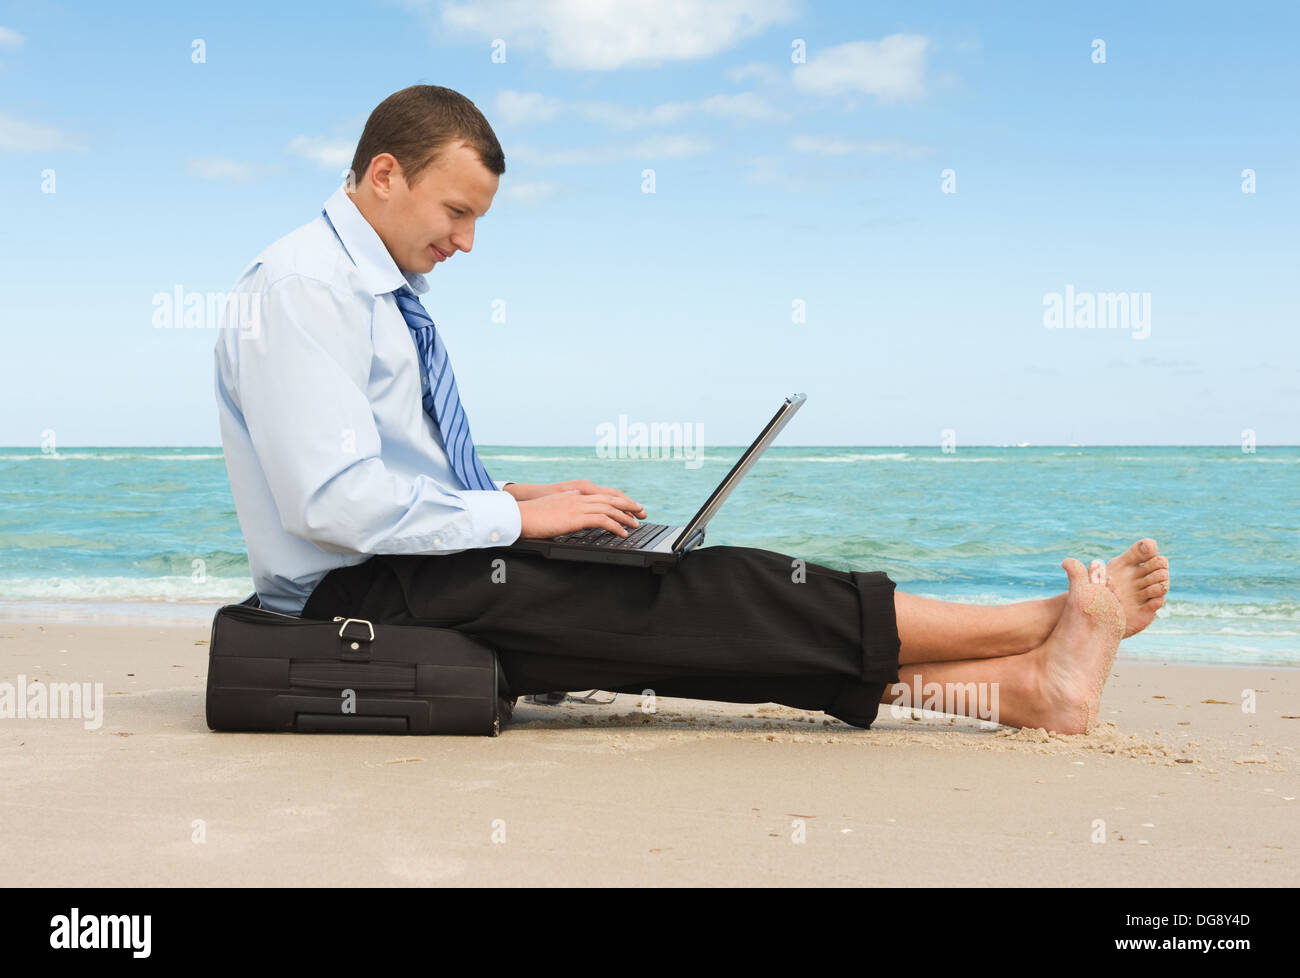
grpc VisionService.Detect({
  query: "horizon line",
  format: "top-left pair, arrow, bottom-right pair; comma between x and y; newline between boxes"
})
3,444 -> 1297,451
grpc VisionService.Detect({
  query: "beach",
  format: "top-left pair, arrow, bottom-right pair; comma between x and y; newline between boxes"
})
3,618 -> 1295,887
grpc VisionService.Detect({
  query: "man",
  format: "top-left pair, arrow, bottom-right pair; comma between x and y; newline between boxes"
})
215,85 -> 1172,734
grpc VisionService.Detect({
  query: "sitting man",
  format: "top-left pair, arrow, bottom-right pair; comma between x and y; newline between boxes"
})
213,85 -> 1171,735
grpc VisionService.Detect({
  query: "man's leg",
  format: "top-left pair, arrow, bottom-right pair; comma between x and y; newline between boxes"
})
894,538 -> 1170,660
895,591 -> 1063,662
300,548 -> 1124,733
302,545 -> 902,728
882,558 -> 1125,734
893,537 -> 1171,661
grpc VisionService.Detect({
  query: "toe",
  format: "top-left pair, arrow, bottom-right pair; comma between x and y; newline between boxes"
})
1139,581 -> 1168,601
1062,557 -> 1089,587
1138,568 -> 1170,589
1113,539 -> 1155,570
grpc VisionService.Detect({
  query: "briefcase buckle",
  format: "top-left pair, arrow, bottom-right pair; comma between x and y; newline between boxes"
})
333,616 -> 375,649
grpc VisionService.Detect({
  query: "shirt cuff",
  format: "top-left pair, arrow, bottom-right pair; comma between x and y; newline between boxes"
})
493,479 -> 515,490
460,489 -> 522,546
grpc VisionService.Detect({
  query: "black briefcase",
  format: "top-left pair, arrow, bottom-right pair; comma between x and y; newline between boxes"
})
205,593 -> 512,736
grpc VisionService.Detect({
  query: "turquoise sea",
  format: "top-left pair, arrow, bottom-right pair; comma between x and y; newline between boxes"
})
0,445 -> 1296,667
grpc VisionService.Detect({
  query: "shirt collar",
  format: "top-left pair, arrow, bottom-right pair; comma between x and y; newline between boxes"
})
322,184 -> 429,297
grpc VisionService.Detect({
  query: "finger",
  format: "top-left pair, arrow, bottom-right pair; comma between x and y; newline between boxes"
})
596,503 -> 639,528
586,488 -> 642,511
593,514 -> 629,537
584,493 -> 634,510
611,494 -> 646,516
614,495 -> 647,516
582,493 -> 646,521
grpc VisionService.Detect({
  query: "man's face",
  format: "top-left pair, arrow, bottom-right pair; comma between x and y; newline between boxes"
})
372,139 -> 498,274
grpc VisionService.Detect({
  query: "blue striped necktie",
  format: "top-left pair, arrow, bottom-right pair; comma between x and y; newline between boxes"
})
393,285 -> 496,491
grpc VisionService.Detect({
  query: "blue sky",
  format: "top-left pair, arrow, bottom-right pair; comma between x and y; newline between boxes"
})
2,0 -> 1297,447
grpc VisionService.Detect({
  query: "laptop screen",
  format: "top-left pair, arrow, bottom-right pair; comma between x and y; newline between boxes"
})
672,393 -> 806,549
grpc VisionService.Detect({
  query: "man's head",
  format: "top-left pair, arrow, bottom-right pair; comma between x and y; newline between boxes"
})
347,85 -> 504,275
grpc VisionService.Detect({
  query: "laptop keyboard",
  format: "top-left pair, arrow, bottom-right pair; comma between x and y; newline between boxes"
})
552,522 -> 672,550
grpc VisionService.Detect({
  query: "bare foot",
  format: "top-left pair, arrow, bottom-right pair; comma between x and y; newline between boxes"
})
1104,538 -> 1170,638
1017,558 -> 1125,734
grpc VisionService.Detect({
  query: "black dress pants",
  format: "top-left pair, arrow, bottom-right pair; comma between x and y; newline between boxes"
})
300,545 -> 901,729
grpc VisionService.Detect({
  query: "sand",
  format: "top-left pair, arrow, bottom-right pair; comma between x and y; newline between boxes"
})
1,618 -> 1295,886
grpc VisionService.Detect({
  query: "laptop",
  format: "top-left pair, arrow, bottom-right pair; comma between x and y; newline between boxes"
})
508,393 -> 806,570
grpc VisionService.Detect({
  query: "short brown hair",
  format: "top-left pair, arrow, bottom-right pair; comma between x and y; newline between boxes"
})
349,85 -> 505,186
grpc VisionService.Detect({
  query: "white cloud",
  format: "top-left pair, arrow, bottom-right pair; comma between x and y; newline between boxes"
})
494,90 -> 562,125
493,90 -> 780,129
499,179 -> 557,203
628,134 -> 712,159
579,92 -> 780,128
0,112 -> 84,152
792,34 -> 930,100
742,154 -> 820,191
725,61 -> 782,85
438,0 -> 797,70
510,145 -> 606,166
0,26 -> 24,49
187,157 -> 259,182
286,135 -> 354,168
511,135 -> 711,166
789,134 -> 931,159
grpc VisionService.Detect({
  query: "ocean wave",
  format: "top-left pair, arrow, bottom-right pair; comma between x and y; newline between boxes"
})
773,453 -> 911,462
914,456 -> 1001,462
484,452 -> 919,463
0,533 -> 116,550
481,452 -> 1038,464
904,594 -> 1300,621
480,454 -> 725,463
0,453 -> 225,461
1162,600 -> 1300,622
125,551 -> 250,575
0,575 -> 254,601
1144,628 -> 1299,637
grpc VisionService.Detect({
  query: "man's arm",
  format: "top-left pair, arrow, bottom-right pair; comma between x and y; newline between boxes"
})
231,273 -> 520,554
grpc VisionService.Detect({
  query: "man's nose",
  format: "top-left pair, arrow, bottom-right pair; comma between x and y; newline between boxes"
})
451,225 -> 474,254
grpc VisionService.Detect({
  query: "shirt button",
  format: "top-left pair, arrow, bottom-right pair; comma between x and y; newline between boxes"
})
490,532 -> 500,542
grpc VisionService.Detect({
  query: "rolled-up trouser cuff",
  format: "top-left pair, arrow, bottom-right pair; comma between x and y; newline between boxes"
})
823,570 -> 902,729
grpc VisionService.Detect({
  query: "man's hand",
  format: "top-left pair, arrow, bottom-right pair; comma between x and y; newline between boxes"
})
504,480 -> 647,519
517,489 -> 643,540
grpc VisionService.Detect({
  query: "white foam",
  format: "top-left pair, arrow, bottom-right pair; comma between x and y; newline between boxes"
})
0,453 -> 225,461
0,575 -> 253,602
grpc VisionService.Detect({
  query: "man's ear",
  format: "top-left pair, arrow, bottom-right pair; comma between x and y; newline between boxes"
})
367,153 -> 401,200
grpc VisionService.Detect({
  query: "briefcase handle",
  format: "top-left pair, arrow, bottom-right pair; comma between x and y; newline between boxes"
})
333,616 -> 375,655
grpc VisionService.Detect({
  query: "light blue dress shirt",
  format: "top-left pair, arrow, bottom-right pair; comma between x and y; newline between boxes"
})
214,184 -> 521,615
